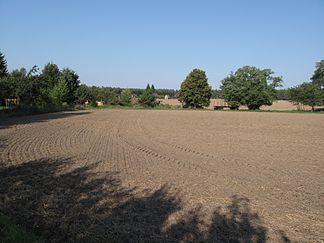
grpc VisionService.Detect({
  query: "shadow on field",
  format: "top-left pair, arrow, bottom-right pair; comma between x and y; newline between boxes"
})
0,158 -> 290,242
0,111 -> 91,129
0,137 -> 7,150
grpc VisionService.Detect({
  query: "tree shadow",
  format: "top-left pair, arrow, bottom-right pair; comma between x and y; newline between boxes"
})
206,196 -> 267,243
0,111 -> 91,129
0,137 -> 7,149
0,158 -> 290,242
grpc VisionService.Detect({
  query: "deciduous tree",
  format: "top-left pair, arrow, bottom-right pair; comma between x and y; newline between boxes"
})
61,68 -> 80,104
41,62 -> 61,89
178,69 -> 212,108
288,82 -> 322,111
311,60 -> 324,87
220,66 -> 282,110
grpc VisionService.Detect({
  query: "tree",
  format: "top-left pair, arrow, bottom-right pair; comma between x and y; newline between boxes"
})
310,60 -> 324,104
49,77 -> 68,104
120,89 -> 132,106
0,68 -> 27,103
311,60 -> 324,87
12,66 -> 50,107
220,66 -> 282,110
0,51 -> 10,105
288,82 -> 322,111
0,52 -> 9,78
139,84 -> 157,107
178,69 -> 212,108
61,68 -> 80,104
41,62 -> 61,89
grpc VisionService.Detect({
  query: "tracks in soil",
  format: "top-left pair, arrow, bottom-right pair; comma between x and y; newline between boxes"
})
0,110 -> 319,199
1,110 -> 323,241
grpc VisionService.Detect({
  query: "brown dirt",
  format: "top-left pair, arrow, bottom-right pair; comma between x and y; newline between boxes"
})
0,110 -> 323,242
159,99 -> 320,111
260,100 -> 315,111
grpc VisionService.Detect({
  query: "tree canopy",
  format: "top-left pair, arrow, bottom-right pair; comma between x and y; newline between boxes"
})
311,60 -> 324,88
310,60 -> 324,104
61,68 -> 80,104
178,69 -> 212,108
220,66 -> 282,110
288,61 -> 324,111
0,54 -> 81,109
41,62 -> 61,89
288,82 -> 322,111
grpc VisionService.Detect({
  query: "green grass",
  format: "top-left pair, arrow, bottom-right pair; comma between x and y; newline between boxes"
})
0,214 -> 44,243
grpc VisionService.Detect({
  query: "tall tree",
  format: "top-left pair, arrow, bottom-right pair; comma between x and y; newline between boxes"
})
0,53 -> 12,104
41,62 -> 61,89
61,68 -> 80,104
220,66 -> 282,110
178,69 -> 212,108
311,60 -> 324,87
0,52 -> 9,78
139,83 -> 157,107
310,60 -> 324,104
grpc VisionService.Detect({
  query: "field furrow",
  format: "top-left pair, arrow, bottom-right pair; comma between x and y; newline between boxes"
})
1,110 -> 323,242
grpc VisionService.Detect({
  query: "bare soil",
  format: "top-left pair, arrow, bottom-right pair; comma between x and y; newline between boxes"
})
159,99 -> 319,111
0,110 -> 323,242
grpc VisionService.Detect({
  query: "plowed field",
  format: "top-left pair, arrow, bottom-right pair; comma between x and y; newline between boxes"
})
1,110 -> 323,242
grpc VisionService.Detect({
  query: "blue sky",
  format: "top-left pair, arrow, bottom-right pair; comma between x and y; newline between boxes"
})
1,0 -> 323,89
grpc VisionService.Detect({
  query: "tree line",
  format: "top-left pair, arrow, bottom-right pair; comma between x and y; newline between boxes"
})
0,50 -> 323,112
0,55 -> 80,112
0,52 -> 170,110
178,62 -> 323,110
